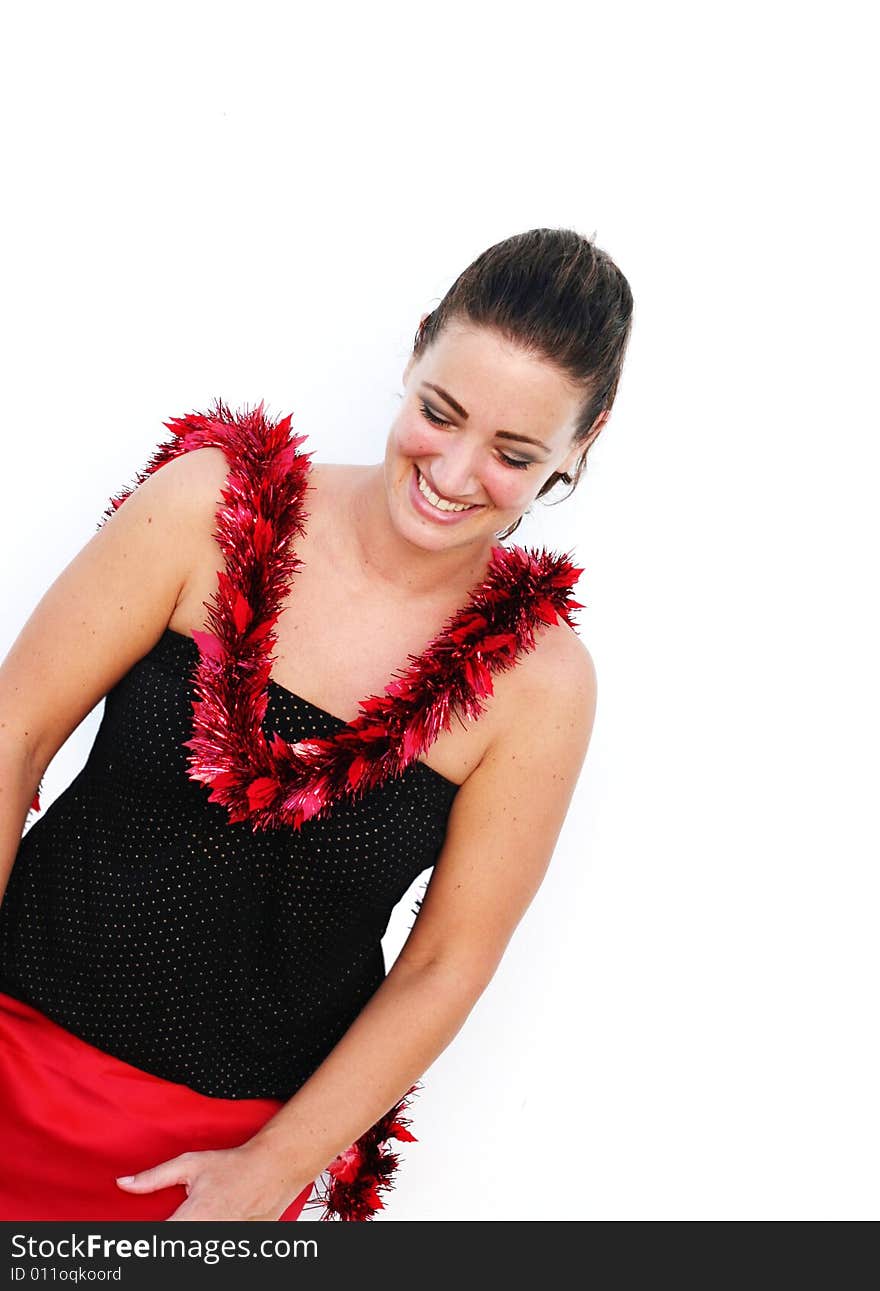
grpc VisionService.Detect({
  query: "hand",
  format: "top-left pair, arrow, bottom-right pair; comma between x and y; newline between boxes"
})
115,1140 -> 308,1221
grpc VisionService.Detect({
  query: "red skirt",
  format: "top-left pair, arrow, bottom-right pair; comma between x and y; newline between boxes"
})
0,991 -> 314,1221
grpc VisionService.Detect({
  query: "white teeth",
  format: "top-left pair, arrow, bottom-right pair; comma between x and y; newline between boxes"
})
416,467 -> 475,512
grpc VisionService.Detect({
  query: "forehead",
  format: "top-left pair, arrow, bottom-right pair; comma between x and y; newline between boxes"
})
419,322 -> 583,437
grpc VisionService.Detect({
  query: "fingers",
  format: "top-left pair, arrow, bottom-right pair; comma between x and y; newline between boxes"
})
116,1154 -> 193,1194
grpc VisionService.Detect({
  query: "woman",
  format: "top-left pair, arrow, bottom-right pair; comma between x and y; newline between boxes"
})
0,227 -> 633,1221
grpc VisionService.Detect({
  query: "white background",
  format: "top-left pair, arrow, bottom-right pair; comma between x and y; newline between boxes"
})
1,1 -> 876,1220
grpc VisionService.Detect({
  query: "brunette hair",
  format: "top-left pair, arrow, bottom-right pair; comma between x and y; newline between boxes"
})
412,227 -> 634,538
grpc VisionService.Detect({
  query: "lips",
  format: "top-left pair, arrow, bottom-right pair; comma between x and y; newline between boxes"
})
416,465 -> 480,509
408,464 -> 484,524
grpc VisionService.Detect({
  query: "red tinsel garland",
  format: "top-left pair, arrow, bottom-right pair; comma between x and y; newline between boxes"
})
303,1082 -> 421,1221
29,397 -> 586,1219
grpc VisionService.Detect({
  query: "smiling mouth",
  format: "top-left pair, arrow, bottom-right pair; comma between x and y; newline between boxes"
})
415,465 -> 482,513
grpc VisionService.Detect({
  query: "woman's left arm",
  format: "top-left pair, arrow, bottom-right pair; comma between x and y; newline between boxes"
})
117,634 -> 597,1220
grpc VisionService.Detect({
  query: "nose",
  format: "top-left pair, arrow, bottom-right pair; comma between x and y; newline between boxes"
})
429,442 -> 484,503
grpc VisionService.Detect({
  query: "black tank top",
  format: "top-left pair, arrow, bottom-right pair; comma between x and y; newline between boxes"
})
0,626 -> 459,1099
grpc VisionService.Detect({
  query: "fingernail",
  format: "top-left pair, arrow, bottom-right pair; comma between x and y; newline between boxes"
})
116,1175 -> 135,1184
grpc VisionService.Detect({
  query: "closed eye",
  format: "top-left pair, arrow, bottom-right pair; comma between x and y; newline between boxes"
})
418,400 -> 535,471
418,399 -> 450,428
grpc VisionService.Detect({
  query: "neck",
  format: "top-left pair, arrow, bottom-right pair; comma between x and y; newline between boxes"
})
344,464 -> 498,601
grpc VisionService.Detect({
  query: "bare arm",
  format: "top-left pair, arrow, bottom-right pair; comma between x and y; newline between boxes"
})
0,445 -> 232,908
0,748 -> 44,910
118,630 -> 599,1217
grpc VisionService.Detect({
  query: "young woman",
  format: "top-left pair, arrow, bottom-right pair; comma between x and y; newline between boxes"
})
0,227 -> 633,1221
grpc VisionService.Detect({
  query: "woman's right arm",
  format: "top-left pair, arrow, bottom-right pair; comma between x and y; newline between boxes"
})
0,444 -> 232,908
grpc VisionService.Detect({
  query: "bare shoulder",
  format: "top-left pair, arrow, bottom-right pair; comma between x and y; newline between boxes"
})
526,618 -> 597,703
113,443 -> 234,543
160,445 -> 241,588
156,444 -> 233,518
0,442 -> 239,778
493,618 -> 598,749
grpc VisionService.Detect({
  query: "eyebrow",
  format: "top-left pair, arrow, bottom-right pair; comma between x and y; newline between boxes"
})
421,382 -> 552,455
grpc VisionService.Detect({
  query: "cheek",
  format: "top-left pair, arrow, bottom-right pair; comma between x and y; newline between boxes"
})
492,473 -> 535,511
391,418 -> 437,461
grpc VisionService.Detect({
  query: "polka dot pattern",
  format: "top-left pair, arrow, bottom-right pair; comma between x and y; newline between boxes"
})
0,628 -> 459,1100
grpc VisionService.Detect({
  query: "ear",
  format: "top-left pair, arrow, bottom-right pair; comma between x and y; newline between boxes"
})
560,409 -> 610,474
402,312 -> 431,386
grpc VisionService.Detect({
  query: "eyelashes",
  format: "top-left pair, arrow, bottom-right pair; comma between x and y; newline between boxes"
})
418,399 -> 447,427
417,401 -> 533,471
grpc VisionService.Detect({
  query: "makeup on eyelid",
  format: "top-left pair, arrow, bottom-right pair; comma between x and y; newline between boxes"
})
418,400 -> 534,470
